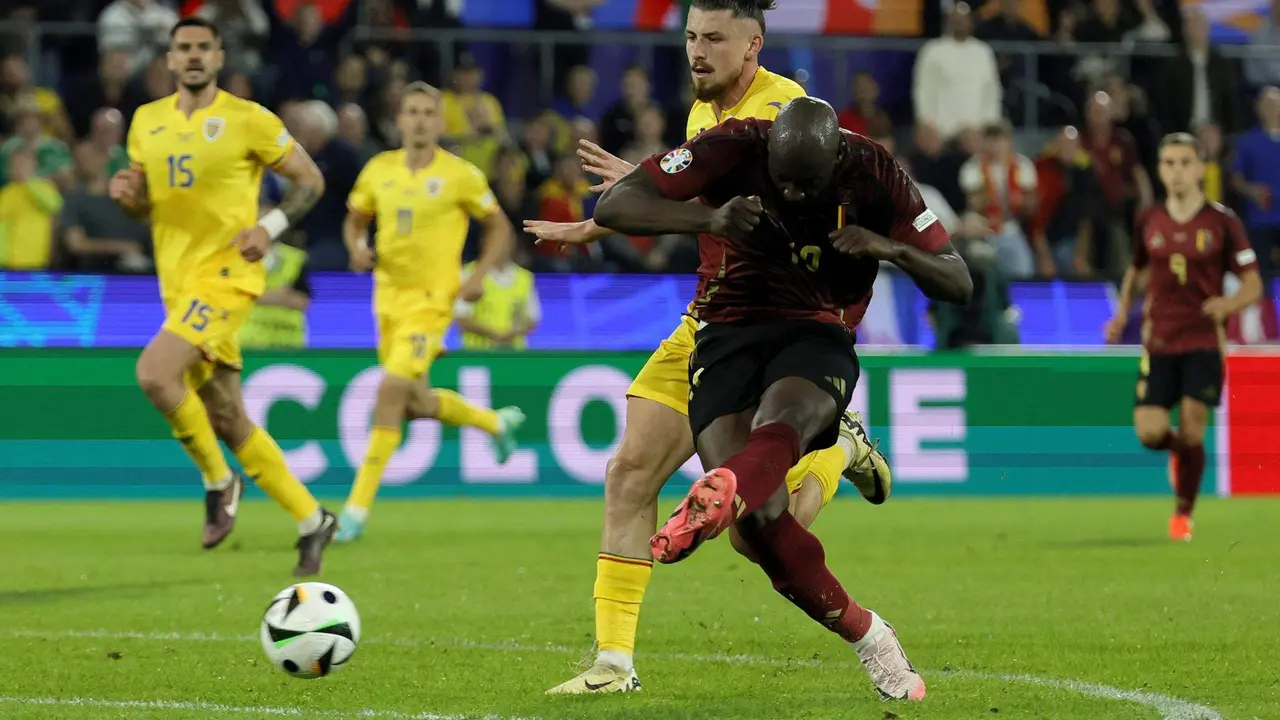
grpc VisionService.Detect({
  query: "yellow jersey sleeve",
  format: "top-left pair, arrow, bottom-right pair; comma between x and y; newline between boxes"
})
457,162 -> 499,219
246,104 -> 295,169
348,157 -> 381,217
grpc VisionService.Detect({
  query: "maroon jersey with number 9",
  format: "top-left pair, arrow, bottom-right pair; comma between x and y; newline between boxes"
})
1132,202 -> 1258,354
638,118 -> 947,326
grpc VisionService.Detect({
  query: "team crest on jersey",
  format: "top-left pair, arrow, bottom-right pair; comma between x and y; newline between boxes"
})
204,117 -> 225,142
1150,233 -> 1165,249
1196,229 -> 1212,252
661,147 -> 693,174
426,178 -> 444,197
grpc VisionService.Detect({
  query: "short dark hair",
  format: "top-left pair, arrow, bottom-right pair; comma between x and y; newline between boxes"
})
1160,132 -> 1205,159
690,0 -> 776,33
170,16 -> 221,43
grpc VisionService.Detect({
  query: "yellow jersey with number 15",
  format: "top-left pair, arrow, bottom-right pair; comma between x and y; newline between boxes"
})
127,90 -> 295,300
347,148 -> 499,316
685,66 -> 806,141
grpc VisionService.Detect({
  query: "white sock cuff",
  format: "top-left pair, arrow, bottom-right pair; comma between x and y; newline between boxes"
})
597,649 -> 634,671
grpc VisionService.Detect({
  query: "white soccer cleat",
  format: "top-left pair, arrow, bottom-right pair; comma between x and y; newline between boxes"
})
545,661 -> 642,695
851,612 -> 926,702
840,410 -> 892,504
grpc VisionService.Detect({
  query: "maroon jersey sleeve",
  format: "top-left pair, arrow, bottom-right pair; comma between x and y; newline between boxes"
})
858,138 -> 949,253
1222,208 -> 1260,275
638,119 -> 760,201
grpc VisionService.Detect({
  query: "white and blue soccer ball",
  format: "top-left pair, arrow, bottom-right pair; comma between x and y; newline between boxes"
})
260,582 -> 361,679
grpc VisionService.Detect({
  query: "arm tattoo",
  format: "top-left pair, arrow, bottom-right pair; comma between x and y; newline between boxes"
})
277,179 -> 323,225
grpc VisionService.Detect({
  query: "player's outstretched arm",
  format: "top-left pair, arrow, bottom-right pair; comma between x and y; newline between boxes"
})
523,218 -> 614,246
595,169 -> 716,236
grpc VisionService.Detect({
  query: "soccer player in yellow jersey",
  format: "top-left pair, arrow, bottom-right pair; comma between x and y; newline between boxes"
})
109,17 -> 336,576
526,0 -> 896,694
334,82 -> 525,543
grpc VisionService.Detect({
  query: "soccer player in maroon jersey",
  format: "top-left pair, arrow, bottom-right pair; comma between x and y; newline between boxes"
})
593,98 -> 972,701
1106,133 -> 1263,541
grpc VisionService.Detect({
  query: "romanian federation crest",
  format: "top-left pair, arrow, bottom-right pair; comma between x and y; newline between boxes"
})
204,117 -> 225,142
426,178 -> 444,197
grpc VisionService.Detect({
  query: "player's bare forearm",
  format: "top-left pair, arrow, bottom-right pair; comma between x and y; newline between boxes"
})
471,212 -> 515,278
594,170 -> 714,236
1225,269 -> 1263,314
1114,266 -> 1146,316
275,146 -> 326,226
887,241 -> 974,305
343,211 -> 371,253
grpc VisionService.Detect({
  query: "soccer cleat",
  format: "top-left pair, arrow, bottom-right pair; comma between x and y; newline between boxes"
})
650,468 -> 737,564
545,661 -> 642,695
493,406 -> 526,464
851,612 -> 927,702
840,410 -> 892,505
201,473 -> 244,550
333,511 -> 364,544
1169,513 -> 1193,542
294,509 -> 337,577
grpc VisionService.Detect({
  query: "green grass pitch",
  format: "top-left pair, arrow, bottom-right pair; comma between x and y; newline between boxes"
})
2,497 -> 1276,719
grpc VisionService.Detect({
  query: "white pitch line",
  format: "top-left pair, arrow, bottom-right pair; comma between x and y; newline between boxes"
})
5,628 -> 1223,720
0,695 -> 538,720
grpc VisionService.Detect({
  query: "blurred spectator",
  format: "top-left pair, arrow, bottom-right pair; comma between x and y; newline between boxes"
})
535,153 -> 599,271
908,123 -> 968,216
520,111 -> 557,192
64,50 -> 136,138
140,56 -> 177,105
337,103 -> 381,162
98,0 -> 179,76
535,0 -> 605,92
619,105 -> 667,166
1081,90 -> 1152,272
1244,0 -> 1280,88
975,0 -> 1041,41
1031,126 -> 1100,278
1231,86 -> 1280,339
0,145 -> 63,270
74,108 -> 130,183
568,116 -> 599,151
455,251 -> 541,350
1071,0 -> 1169,89
1072,0 -> 1136,42
290,100 -> 361,270
332,54 -> 370,107
0,55 -> 73,143
60,146 -> 151,273
1156,8 -> 1240,135
913,2 -> 1001,141
600,66 -> 654,155
878,129 -> 958,236
0,102 -> 74,191
493,146 -> 536,224
837,72 -> 890,137
1196,121 -> 1225,204
225,71 -> 254,100
370,75 -> 405,148
959,120 -> 1037,278
553,65 -> 599,122
1101,74 -> 1159,172
264,0 -> 360,103
442,54 -> 507,178
194,0 -> 270,74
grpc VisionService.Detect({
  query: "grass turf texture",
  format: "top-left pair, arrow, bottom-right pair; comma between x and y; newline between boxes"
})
2,497 -> 1275,720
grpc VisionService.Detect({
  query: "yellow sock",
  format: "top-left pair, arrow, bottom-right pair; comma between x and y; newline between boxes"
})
166,390 -> 232,489
234,426 -> 319,523
346,425 -> 402,518
434,388 -> 501,435
594,553 -> 653,656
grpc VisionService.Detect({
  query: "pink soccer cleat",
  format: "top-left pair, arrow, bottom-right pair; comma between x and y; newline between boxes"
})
649,468 -> 738,564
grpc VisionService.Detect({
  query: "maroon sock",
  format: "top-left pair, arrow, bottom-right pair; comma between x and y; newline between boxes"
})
743,511 -> 875,643
1174,443 -> 1206,516
720,423 -> 801,517
1152,429 -> 1182,452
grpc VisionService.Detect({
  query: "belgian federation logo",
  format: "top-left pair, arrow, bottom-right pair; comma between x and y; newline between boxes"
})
426,178 -> 444,197
204,117 -> 225,142
660,148 -> 693,174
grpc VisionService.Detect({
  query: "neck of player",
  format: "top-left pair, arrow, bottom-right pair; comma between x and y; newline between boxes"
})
177,84 -> 219,117
713,63 -> 759,118
405,144 -> 437,171
1165,190 -> 1206,223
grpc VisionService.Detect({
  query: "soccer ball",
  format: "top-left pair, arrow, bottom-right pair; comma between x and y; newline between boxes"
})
260,582 -> 361,679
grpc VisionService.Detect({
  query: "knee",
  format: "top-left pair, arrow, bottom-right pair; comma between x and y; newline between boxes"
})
135,355 -> 179,400
1135,424 -> 1170,449
376,375 -> 413,409
604,447 -> 661,509
729,528 -> 759,565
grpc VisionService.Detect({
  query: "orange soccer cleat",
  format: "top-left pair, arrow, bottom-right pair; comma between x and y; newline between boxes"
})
650,468 -> 738,564
1169,513 -> 1193,542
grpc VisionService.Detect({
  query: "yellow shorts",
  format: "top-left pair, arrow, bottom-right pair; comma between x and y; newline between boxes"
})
630,315 -> 843,507
378,310 -> 451,380
161,282 -> 256,389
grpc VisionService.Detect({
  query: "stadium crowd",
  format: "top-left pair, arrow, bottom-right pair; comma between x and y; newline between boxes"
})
0,0 -> 1278,311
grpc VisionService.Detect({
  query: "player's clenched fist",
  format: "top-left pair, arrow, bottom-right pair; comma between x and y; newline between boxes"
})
710,195 -> 762,240
232,226 -> 271,262
829,225 -> 898,261
108,169 -> 145,210
1103,314 -> 1126,344
349,245 -> 376,272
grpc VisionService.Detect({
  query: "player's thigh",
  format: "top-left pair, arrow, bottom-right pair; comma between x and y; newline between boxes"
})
1134,352 -> 1178,441
137,328 -> 206,387
757,324 -> 859,453
695,409 -> 756,470
687,324 -> 766,463
626,316 -> 696,418
153,285 -> 254,386
1177,350 -> 1223,442
378,312 -> 444,384
608,396 -> 696,501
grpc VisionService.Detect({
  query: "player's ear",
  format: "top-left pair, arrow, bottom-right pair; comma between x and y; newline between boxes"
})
745,33 -> 764,60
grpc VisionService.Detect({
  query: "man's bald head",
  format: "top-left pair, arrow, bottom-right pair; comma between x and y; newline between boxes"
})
768,97 -> 842,204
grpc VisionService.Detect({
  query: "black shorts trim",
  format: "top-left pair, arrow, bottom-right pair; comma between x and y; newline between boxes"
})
687,320 -> 859,455
1135,350 -> 1224,409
